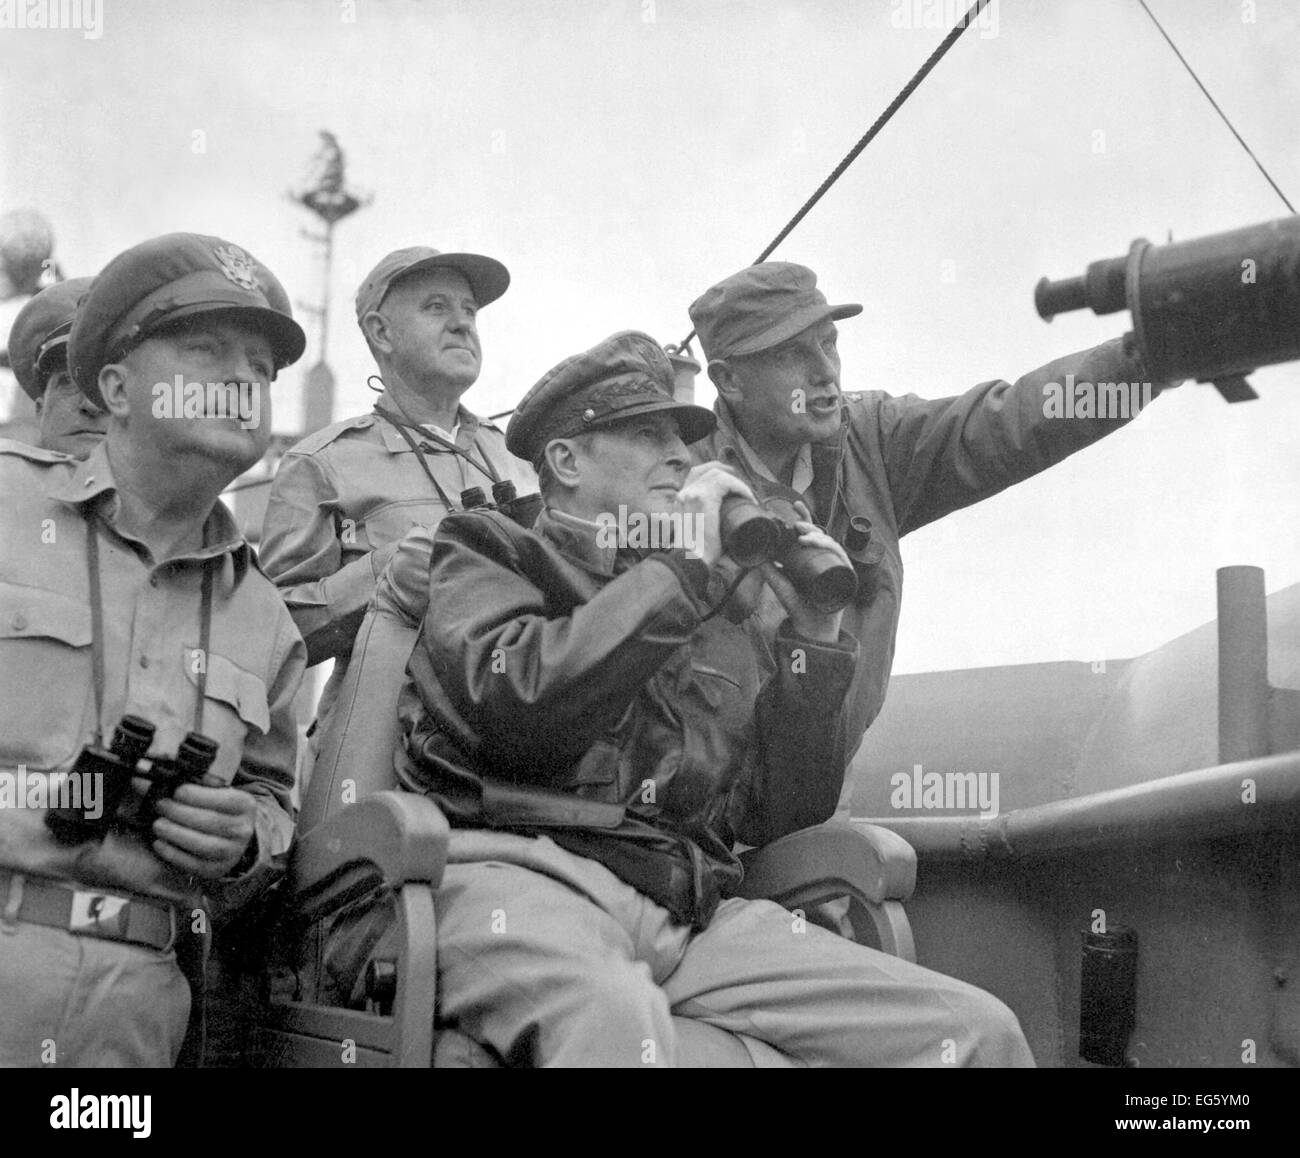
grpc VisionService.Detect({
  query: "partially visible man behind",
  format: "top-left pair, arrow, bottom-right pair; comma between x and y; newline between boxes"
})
386,330 -> 1032,1067
0,233 -> 307,1066
689,262 -> 1176,789
260,245 -> 538,749
7,277 -> 108,458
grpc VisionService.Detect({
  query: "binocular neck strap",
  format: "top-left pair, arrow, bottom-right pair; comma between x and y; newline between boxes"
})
84,516 -> 107,749
377,412 -> 455,509
195,559 -> 213,736
374,404 -> 502,501
83,513 -> 215,745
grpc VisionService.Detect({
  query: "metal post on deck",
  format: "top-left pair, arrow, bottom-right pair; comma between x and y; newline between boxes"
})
1217,565 -> 1270,764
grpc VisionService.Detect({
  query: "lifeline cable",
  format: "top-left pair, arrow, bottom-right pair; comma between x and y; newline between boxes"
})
672,0 -> 993,353
1136,0 -> 1294,213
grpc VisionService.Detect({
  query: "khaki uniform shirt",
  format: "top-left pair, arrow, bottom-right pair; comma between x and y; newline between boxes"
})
0,439 -> 305,907
259,399 -> 538,723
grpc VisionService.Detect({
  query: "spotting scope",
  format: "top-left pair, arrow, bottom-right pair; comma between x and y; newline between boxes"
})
1035,215 -> 1300,402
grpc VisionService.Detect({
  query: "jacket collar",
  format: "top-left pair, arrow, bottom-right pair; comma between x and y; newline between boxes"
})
533,505 -> 705,594
47,440 -> 254,571
711,397 -> 816,495
709,397 -> 750,472
534,506 -> 620,576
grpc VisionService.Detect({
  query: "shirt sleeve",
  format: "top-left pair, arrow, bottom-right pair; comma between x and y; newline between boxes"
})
373,524 -> 436,624
260,450 -> 398,665
874,336 -> 1162,536
211,614 -> 307,909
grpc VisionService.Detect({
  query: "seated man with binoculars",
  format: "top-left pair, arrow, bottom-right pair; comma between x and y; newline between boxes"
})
0,233 -> 308,1066
385,329 -> 1033,1067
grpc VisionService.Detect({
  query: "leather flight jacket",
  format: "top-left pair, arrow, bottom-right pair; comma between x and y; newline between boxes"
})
395,507 -> 858,929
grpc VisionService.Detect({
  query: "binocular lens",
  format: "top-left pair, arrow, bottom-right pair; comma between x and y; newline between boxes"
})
174,733 -> 219,779
111,715 -> 155,765
725,514 -> 785,567
718,496 -> 858,612
801,565 -> 859,615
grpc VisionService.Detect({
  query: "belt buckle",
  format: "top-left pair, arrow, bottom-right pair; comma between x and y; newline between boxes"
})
69,890 -> 131,940
68,890 -> 176,951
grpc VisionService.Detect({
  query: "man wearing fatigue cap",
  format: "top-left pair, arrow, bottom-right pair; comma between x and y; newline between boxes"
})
260,244 -> 538,757
690,261 -> 1178,799
7,277 -> 108,458
0,232 -> 307,1066
372,328 -> 1032,1066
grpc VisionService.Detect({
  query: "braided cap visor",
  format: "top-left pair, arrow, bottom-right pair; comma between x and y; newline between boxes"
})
506,330 -> 715,463
69,233 -> 305,406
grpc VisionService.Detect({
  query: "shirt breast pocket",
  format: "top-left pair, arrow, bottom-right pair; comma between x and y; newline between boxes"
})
687,662 -> 751,749
0,582 -> 95,770
362,499 -> 448,553
183,649 -> 270,785
673,661 -> 753,815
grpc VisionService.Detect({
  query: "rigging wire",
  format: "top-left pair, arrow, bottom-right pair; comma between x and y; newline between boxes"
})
418,2 -> 1300,431
672,0 -> 993,353
1136,0 -> 1294,213
483,0 -> 992,424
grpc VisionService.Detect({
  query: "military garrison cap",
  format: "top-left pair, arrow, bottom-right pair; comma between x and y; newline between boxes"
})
689,262 -> 862,361
507,330 -> 715,465
68,233 -> 306,406
7,277 -> 95,400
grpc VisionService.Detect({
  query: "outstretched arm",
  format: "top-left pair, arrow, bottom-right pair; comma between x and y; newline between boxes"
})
877,336 -> 1172,536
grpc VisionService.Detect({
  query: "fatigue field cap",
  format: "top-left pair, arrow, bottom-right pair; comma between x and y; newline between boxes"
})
689,262 -> 862,361
354,246 -> 510,323
507,330 -> 716,464
7,276 -> 95,400
68,233 -> 306,407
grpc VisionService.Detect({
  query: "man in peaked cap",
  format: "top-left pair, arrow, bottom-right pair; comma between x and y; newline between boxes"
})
690,261 -> 1178,799
372,329 -> 1032,1067
260,244 -> 538,761
6,276 -> 108,458
0,233 -> 307,1066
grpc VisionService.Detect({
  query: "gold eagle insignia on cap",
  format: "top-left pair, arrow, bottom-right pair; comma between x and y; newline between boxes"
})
213,244 -> 260,291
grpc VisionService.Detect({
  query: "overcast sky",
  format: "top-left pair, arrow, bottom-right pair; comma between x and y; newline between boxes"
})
2,0 -> 1297,674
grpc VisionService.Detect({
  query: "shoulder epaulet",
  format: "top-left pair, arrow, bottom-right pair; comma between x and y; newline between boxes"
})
475,417 -> 509,440
284,413 -> 376,456
0,437 -> 75,465
840,391 -> 884,425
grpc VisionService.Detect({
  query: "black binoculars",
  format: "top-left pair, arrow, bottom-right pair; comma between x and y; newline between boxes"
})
460,480 -> 542,529
719,495 -> 858,614
45,715 -> 219,844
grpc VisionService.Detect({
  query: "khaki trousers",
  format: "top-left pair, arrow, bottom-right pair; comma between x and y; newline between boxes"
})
0,920 -> 190,1067
435,829 -> 1034,1068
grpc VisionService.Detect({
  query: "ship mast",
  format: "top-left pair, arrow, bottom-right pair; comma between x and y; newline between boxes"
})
290,131 -> 370,434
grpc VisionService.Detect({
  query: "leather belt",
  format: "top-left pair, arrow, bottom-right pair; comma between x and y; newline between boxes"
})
547,830 -> 721,932
0,871 -> 177,952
